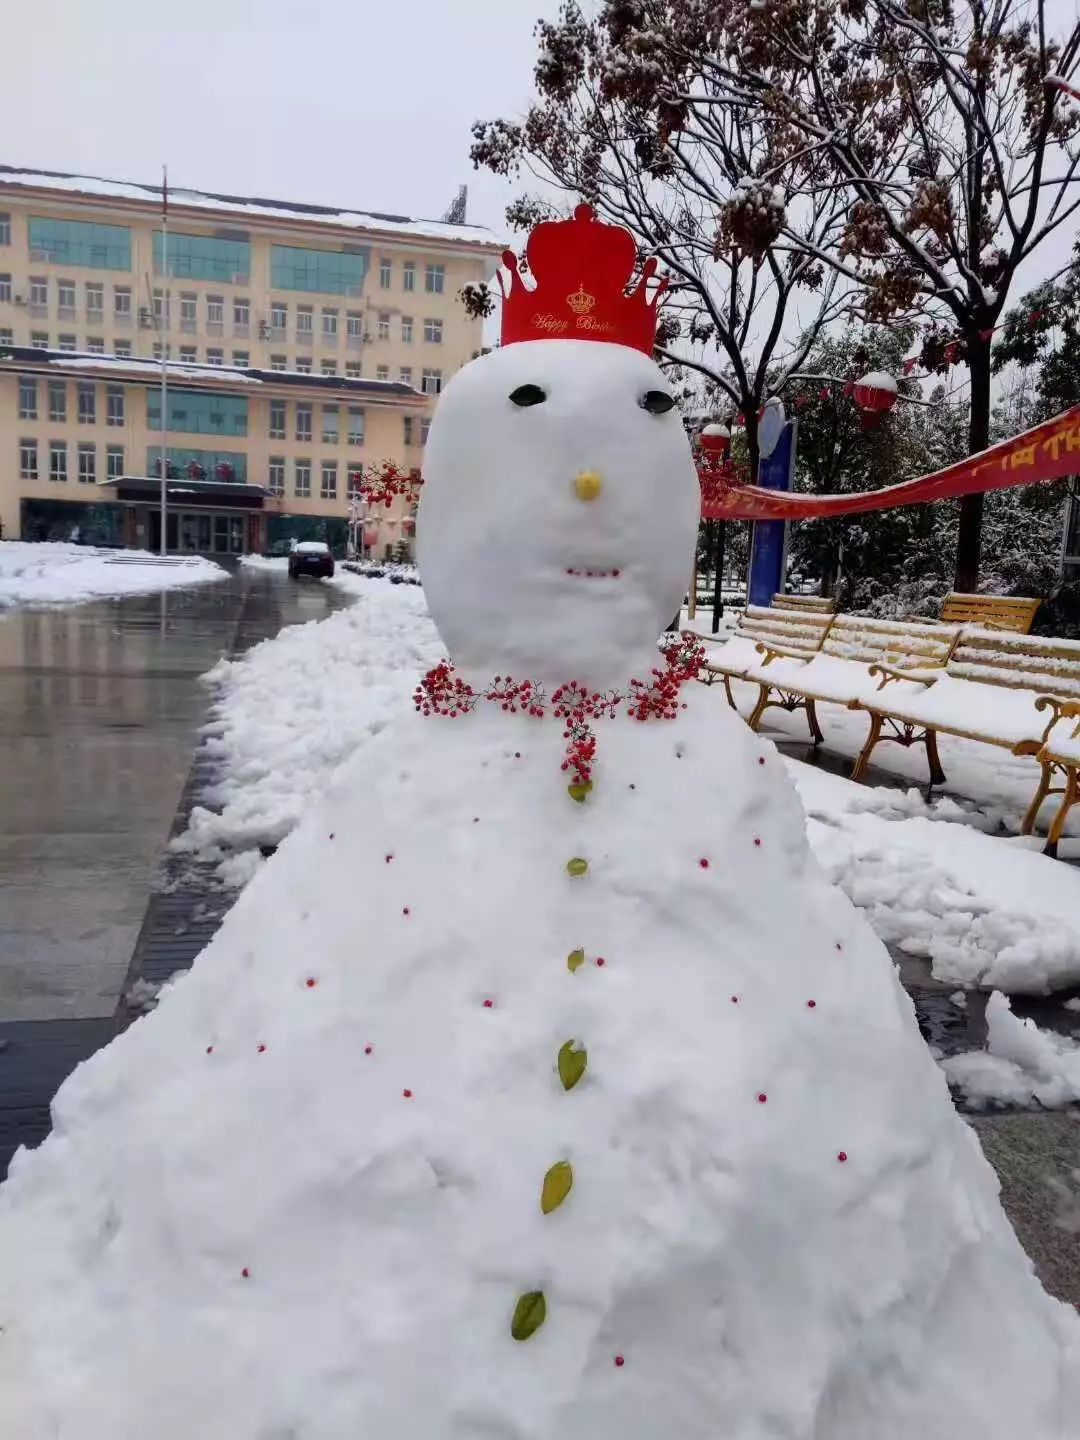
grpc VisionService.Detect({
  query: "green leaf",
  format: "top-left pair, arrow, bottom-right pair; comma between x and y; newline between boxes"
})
511,1290 -> 546,1341
558,1040 -> 587,1091
566,856 -> 589,878
567,781 -> 593,804
541,1160 -> 574,1214
567,947 -> 585,973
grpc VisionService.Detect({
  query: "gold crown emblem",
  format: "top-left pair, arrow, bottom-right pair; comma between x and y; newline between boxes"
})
566,282 -> 596,316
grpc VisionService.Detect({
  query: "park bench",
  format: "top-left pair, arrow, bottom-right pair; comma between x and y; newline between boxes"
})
850,629 -> 1080,841
936,592 -> 1042,634
1034,706 -> 1080,856
695,601 -> 835,706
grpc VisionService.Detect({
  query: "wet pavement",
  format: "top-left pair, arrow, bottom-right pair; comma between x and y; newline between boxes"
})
0,566 -> 349,1171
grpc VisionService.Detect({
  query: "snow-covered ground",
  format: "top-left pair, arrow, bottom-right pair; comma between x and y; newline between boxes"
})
174,581 -> 1080,997
0,542 -> 226,608
943,992 -> 1080,1109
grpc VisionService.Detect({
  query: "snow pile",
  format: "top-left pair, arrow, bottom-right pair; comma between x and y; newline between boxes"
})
171,583 -> 441,879
0,542 -> 225,608
943,992 -> 1080,1109
797,764 -> 1080,993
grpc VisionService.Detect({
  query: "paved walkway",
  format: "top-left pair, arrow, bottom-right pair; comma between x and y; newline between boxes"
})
0,566 -> 349,1172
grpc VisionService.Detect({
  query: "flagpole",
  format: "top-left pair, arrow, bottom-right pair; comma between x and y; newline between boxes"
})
159,164 -> 169,555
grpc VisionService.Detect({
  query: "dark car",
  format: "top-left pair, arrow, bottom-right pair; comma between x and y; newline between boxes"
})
288,541 -> 335,580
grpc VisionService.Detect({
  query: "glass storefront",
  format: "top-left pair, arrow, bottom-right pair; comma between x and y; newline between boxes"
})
149,509 -> 246,555
20,498 -> 125,546
266,512 -> 348,555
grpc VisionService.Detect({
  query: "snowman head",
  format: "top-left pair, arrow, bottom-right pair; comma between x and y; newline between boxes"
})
418,207 -> 700,689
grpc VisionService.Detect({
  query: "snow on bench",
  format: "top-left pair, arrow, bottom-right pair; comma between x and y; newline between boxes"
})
695,603 -> 834,704
1030,702 -> 1080,856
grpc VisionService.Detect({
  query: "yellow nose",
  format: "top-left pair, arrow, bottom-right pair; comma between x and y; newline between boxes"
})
573,470 -> 604,503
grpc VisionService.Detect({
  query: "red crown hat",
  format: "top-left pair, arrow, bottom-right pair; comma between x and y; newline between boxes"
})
498,203 -> 667,355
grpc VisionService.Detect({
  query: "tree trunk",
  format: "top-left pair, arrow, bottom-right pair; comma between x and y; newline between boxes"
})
955,337 -> 992,593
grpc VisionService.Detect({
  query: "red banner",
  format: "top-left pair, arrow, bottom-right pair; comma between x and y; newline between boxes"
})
702,404 -> 1080,520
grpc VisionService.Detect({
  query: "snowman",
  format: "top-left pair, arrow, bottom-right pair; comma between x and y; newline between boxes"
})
0,205 -> 1077,1439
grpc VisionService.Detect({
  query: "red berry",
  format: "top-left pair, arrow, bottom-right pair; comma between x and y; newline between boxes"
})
306,978 -> 317,988
385,854 -> 394,863
514,751 -> 521,759
596,957 -> 605,967
614,1355 -> 625,1367
807,999 -> 816,1009
837,1151 -> 848,1163
699,858 -> 709,869
731,996 -> 739,1004
629,783 -> 636,790
403,907 -> 410,916
835,942 -> 843,952
257,1044 -> 266,1053
364,1045 -> 373,1055
329,834 -> 334,840
206,1045 -> 214,1054
403,1089 -> 413,1099
473,817 -> 479,823
758,756 -> 765,766
757,1093 -> 767,1103
483,999 -> 493,1008
753,837 -> 762,847
612,569 -> 620,577
241,1267 -> 250,1278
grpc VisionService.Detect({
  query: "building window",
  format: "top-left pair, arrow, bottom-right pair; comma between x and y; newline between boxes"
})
270,354 -> 287,371
114,339 -> 132,357
48,381 -> 67,422
268,457 -> 285,495
154,231 -> 250,283
148,445 -> 247,483
0,214 -> 10,246
294,459 -> 311,497
85,282 -> 104,320
320,460 -> 338,499
0,327 -> 12,347
57,280 -> 76,317
403,262 -> 415,292
296,305 -> 313,337
206,348 -> 224,366
87,338 -> 105,354
269,399 -> 286,439
270,244 -> 368,295
376,365 -> 390,381
296,403 -> 313,442
148,388 -> 248,436
19,437 -> 38,480
0,274 -> 10,303
49,440 -> 68,482
401,315 -> 413,343
399,367 -> 413,386
424,318 -> 443,344
114,286 -> 132,320
179,345 -> 198,364
425,263 -> 445,294
421,417 -> 431,444
270,301 -> 287,334
345,361 -> 361,378
77,382 -> 96,424
30,216 -> 131,270
403,415 -> 414,446
30,332 -> 49,349
107,385 -> 124,426
58,335 -> 77,352
19,376 -> 37,419
106,444 -> 124,478
321,359 -> 337,376
206,295 -> 224,333
233,297 -> 250,333
346,311 -> 363,341
379,258 -> 392,288
78,443 -> 96,484
152,342 -> 172,360
295,357 -> 312,374
347,465 -> 362,497
180,293 -> 197,331
232,350 -> 249,368
348,407 -> 365,445
29,276 -> 48,314
321,404 -> 339,444
322,307 -> 338,337
377,312 -> 391,341
421,368 -> 442,395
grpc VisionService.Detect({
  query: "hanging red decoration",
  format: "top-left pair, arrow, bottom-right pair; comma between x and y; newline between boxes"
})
851,371 -> 899,429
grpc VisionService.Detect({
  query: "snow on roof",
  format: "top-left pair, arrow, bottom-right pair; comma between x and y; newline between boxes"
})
53,354 -> 263,385
0,165 -> 505,250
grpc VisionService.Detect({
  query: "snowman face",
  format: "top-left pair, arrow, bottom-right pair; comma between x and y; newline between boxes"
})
417,339 -> 700,687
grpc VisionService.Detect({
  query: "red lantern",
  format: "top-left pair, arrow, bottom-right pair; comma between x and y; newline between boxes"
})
402,517 -> 416,536
363,525 -> 379,549
851,371 -> 898,429
698,421 -> 731,462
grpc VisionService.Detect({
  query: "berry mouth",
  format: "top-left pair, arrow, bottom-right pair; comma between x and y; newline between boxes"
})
566,566 -> 621,579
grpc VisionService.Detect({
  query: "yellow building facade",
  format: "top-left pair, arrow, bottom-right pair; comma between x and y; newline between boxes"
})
0,166 -> 501,556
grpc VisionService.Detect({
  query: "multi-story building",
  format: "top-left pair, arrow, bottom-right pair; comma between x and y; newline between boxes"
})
0,166 -> 501,556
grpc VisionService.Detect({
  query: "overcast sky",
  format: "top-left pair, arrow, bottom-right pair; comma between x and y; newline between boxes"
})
0,0 -> 557,232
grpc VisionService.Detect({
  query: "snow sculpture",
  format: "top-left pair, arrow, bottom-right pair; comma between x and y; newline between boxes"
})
0,205 -> 1078,1440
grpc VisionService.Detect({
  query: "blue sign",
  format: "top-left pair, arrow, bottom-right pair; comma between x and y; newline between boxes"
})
748,418 -> 797,608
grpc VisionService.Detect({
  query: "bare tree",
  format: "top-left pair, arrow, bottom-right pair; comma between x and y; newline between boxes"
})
486,0 -> 1080,588
470,4 -> 854,481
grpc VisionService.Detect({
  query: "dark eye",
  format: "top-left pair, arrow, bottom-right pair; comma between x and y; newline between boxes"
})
509,383 -> 547,407
640,389 -> 675,414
